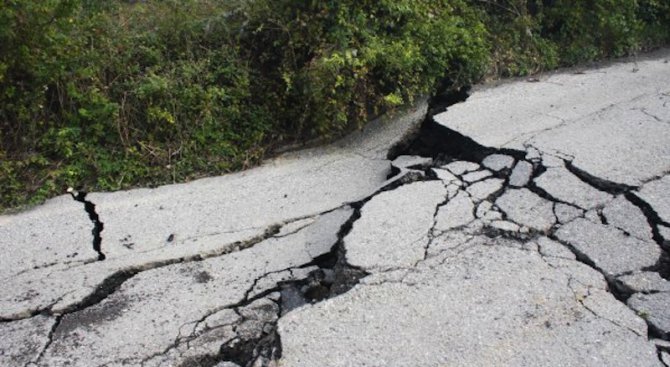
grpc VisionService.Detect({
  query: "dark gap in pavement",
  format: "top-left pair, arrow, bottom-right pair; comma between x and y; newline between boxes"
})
68,189 -> 105,261
626,193 -> 670,280
56,269 -> 137,317
390,85 -> 527,166
394,89 -> 670,344
250,173 -> 441,366
200,206 -> 371,367
642,251 -> 670,282
565,161 -> 637,195
320,203 -> 369,298
387,85 -> 491,163
216,303 -> 282,367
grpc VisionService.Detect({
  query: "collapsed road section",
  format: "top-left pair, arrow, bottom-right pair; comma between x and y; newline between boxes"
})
1,50 -> 669,366
278,51 -> 670,366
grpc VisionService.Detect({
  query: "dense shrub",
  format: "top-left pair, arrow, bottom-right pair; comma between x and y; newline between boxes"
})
1,0 -> 669,211
240,0 -> 489,137
541,0 -> 642,64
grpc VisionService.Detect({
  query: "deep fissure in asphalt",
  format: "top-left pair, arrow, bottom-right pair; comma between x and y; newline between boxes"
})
68,189 -> 105,261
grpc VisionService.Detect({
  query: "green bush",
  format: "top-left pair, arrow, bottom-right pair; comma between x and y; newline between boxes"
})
476,1 -> 560,76
541,0 -> 642,64
240,0 -> 489,137
1,0 -> 669,211
474,0 -> 669,76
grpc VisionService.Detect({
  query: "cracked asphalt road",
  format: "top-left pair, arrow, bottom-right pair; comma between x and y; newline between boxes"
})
1,50 -> 670,366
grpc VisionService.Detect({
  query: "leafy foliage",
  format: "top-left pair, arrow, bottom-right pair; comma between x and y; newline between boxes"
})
1,0 -> 668,211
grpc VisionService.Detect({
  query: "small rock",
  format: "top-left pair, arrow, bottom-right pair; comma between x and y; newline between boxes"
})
464,219 -> 485,234
495,189 -> 556,232
475,201 -> 503,223
628,292 -> 670,337
662,352 -> 670,366
489,220 -> 520,232
445,184 -> 462,199
462,170 -> 493,183
466,178 -> 504,201
617,272 -> 670,293
476,201 -> 493,219
215,362 -> 242,367
321,269 -> 336,285
534,167 -> 613,209
537,237 -> 575,260
482,154 -> 515,172
637,175 -> 670,224
432,168 -> 459,183
434,192 -> 475,232
555,218 -> 661,276
521,240 -> 537,251
554,203 -> 583,224
525,146 -> 542,162
391,155 -> 433,169
541,154 -> 566,168
483,210 -> 503,222
584,210 -> 602,224
603,196 -> 653,241
509,161 -> 533,187
443,161 -> 480,175
395,170 -> 426,184
582,290 -> 648,337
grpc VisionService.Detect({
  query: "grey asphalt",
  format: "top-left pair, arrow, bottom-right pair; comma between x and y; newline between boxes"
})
1,50 -> 669,367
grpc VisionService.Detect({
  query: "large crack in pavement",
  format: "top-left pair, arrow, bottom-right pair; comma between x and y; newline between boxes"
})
7,204 -> 376,367
5,146 -> 464,366
0,224 -> 284,323
67,188 -> 106,261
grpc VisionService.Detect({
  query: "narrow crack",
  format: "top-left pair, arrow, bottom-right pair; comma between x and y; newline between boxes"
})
422,195 -> 452,262
27,315 -> 62,367
68,188 -> 105,261
568,280 -> 645,337
636,107 -> 665,123
4,225 -> 286,326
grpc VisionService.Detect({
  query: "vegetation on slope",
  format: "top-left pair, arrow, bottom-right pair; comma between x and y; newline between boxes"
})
1,0 -> 669,210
